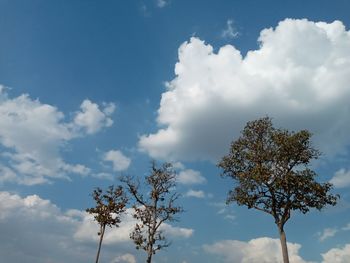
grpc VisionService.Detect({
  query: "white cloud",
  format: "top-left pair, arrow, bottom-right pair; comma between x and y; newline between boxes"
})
322,244 -> 350,263
203,237 -> 313,263
75,209 -> 193,244
177,169 -> 206,185
0,191 -> 93,263
63,163 -> 91,176
111,253 -> 136,263
185,189 -> 206,198
224,214 -> 236,221
93,172 -> 114,180
342,223 -> 350,231
316,222 -> 350,242
172,161 -> 185,169
139,19 -> 350,162
330,168 -> 350,188
74,99 -> 115,134
221,19 -> 239,39
0,88 -> 115,185
74,209 -> 135,244
318,228 -> 338,242
0,191 -> 192,263
211,202 -> 236,222
160,223 -> 194,238
103,150 -> 131,172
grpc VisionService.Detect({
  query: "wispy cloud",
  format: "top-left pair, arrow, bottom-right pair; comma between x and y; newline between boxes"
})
221,19 -> 239,39
342,223 -> 350,231
210,202 -> 236,222
318,228 -> 338,242
317,222 -> 350,242
111,254 -> 136,263
185,189 -> 206,198
156,0 -> 169,8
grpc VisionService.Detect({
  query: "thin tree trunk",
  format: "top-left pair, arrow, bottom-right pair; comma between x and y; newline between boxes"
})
146,250 -> 152,263
278,226 -> 289,263
95,224 -> 106,263
146,235 -> 154,263
146,200 -> 157,263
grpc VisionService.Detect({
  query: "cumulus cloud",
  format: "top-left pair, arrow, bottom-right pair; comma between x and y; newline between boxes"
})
221,19 -> 239,39
0,191 -> 93,263
75,208 -> 193,244
63,163 -> 91,176
159,223 -> 194,238
74,209 -> 135,244
103,150 -> 131,172
322,244 -> 350,263
203,237 -> 313,263
177,169 -> 206,185
0,88 -> 114,185
330,168 -> 350,188
0,191 -> 192,263
74,99 -> 115,134
185,189 -> 206,198
139,19 -> 350,162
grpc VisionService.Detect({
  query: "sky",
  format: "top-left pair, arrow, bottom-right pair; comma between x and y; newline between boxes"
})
1,0 -> 350,262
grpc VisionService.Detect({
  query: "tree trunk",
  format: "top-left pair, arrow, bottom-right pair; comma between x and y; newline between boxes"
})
146,250 -> 152,263
146,237 -> 154,263
278,226 -> 290,263
95,224 -> 105,263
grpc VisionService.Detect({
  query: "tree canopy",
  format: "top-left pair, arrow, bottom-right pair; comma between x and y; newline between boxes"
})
86,185 -> 128,263
122,162 -> 183,263
218,117 -> 338,263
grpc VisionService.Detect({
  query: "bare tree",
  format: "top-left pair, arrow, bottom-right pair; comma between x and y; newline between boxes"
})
122,162 -> 183,263
218,117 -> 338,263
86,185 -> 128,263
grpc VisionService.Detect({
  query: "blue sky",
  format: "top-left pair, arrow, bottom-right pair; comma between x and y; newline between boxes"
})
1,0 -> 350,262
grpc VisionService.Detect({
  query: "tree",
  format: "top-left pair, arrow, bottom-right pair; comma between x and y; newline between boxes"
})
122,162 -> 183,263
86,185 -> 128,263
218,117 -> 338,263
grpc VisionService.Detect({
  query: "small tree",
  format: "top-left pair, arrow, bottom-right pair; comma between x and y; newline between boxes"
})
218,117 -> 338,263
122,162 -> 183,263
86,185 -> 128,263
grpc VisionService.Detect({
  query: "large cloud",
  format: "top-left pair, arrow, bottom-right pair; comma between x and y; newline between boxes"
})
75,208 -> 193,244
0,191 -> 193,263
0,191 -> 93,263
0,87 -> 115,185
139,19 -> 350,162
322,244 -> 350,263
203,237 -> 313,263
